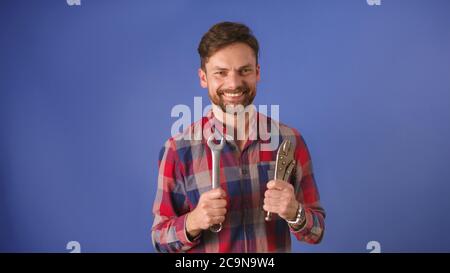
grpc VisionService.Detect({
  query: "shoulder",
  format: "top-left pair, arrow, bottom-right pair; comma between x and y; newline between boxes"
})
258,111 -> 307,148
159,117 -> 206,161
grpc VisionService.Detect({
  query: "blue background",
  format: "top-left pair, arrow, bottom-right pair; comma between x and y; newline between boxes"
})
1,0 -> 450,253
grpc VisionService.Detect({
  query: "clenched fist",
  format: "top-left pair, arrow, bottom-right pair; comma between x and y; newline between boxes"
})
186,188 -> 227,238
263,180 -> 299,221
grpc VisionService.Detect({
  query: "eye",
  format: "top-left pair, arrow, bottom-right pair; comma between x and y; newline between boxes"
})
215,71 -> 226,76
241,68 -> 252,74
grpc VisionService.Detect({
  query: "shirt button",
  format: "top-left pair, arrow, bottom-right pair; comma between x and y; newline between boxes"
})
242,168 -> 248,175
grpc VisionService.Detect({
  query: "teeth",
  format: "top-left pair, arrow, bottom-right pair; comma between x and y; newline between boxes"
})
223,92 -> 243,97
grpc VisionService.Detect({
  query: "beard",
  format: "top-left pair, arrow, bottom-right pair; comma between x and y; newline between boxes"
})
209,82 -> 257,114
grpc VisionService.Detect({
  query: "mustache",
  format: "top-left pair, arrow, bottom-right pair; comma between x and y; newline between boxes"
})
217,85 -> 250,95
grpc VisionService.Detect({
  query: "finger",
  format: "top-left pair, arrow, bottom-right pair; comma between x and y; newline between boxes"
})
209,199 -> 227,209
266,180 -> 276,189
263,204 -> 279,214
211,216 -> 225,224
278,191 -> 297,205
206,188 -> 227,199
264,192 -> 284,205
264,197 -> 280,207
267,179 -> 289,190
208,208 -> 227,216
264,189 -> 282,199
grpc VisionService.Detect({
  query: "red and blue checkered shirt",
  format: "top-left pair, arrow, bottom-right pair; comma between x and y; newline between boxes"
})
151,109 -> 325,252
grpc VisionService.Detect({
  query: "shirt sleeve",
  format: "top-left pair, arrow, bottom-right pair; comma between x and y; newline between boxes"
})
290,130 -> 326,244
151,139 -> 201,252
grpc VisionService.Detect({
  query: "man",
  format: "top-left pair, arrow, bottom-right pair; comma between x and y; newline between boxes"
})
151,22 -> 325,253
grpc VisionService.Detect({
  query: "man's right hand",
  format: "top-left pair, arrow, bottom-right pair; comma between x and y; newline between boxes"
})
186,188 -> 227,238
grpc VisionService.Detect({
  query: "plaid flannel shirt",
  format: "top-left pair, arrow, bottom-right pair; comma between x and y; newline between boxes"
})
151,108 -> 325,252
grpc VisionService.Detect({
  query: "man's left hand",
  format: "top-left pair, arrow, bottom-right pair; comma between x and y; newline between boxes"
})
263,180 -> 299,221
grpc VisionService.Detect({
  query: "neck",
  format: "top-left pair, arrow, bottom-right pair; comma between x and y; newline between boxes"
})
212,104 -> 254,142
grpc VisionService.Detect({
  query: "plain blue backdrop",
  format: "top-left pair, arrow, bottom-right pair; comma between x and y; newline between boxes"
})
1,0 -> 450,252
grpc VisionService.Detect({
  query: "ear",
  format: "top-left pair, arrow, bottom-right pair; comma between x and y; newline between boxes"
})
256,64 -> 261,82
198,68 -> 208,88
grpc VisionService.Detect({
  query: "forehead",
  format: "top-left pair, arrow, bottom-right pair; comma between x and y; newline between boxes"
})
206,43 -> 257,69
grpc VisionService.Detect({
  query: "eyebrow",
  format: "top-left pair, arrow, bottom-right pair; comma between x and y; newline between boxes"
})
212,66 -> 228,71
211,64 -> 253,71
238,64 -> 253,70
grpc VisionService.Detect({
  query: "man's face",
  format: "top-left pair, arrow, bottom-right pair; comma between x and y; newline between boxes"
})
199,42 -> 260,113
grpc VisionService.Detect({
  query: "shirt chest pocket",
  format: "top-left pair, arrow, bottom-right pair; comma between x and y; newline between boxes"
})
258,160 -> 276,186
266,161 -> 276,181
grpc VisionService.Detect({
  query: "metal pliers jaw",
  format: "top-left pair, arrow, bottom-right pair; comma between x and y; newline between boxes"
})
265,139 -> 296,221
274,139 -> 296,182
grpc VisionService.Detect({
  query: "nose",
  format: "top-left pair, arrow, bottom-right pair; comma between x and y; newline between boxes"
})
225,71 -> 242,90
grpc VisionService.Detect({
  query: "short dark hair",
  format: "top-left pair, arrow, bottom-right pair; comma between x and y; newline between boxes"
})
198,22 -> 259,71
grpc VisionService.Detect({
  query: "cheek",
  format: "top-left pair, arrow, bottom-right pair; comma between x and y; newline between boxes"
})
249,76 -> 259,87
207,79 -> 223,93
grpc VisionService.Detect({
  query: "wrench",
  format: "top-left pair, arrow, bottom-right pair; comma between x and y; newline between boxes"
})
207,133 -> 225,232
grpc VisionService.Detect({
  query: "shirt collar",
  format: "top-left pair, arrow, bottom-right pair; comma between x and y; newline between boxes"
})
203,104 -> 274,145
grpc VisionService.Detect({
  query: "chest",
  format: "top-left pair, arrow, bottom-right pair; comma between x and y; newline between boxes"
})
183,142 -> 277,209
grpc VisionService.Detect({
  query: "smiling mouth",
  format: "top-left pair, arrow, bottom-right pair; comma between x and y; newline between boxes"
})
222,91 -> 244,98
